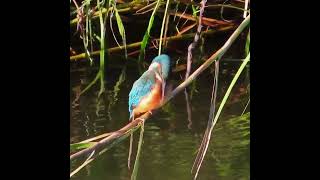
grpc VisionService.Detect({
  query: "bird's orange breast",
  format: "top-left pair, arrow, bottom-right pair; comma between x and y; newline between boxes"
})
133,80 -> 162,116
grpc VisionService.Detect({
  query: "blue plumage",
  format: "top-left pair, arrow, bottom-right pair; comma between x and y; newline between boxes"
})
128,70 -> 157,118
128,54 -> 171,119
151,54 -> 170,80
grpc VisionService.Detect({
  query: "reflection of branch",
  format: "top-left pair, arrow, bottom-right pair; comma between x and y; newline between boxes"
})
192,60 -> 219,179
184,89 -> 192,129
241,98 -> 250,115
70,14 -> 250,163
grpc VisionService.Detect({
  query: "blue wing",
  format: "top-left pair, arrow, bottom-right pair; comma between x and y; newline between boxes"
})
129,70 -> 156,118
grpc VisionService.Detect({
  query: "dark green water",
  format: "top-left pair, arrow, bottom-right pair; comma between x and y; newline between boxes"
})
70,34 -> 250,180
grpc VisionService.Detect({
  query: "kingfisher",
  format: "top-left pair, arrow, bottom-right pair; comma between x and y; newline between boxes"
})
128,54 -> 171,121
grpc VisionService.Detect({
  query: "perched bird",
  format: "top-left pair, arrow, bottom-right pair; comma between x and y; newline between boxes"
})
127,54 -> 170,169
128,54 -> 171,121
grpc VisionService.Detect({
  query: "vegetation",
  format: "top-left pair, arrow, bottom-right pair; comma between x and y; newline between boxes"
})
70,0 -> 250,179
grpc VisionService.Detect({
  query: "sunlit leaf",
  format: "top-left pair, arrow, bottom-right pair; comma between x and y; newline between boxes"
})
70,142 -> 97,152
245,29 -> 250,56
115,8 -> 127,58
138,0 -> 162,62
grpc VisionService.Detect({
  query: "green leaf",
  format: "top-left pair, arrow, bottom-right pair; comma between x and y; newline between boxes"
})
114,8 -> 127,57
139,30 -> 152,62
138,0 -> 161,62
245,29 -> 250,56
192,5 -> 198,17
70,142 -> 97,152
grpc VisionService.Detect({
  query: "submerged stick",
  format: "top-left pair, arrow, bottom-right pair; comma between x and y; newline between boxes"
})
70,15 -> 250,162
70,25 -> 235,61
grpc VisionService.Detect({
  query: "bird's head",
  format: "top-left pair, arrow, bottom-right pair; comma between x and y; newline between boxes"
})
148,54 -> 171,80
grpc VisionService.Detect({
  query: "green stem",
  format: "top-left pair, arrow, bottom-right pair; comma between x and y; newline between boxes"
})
138,0 -> 162,62
131,122 -> 145,180
206,4 -> 249,12
158,0 -> 170,55
98,0 -> 105,97
211,53 -> 250,134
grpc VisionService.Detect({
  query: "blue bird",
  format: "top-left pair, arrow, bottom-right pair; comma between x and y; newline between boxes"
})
128,54 -> 171,120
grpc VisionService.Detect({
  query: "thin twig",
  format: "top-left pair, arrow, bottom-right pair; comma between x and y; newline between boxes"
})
185,0 -> 207,80
241,98 -> 250,115
205,4 -> 248,12
70,2 -> 147,25
70,116 -> 148,160
134,1 -> 157,14
70,150 -> 95,177
79,132 -> 112,143
243,0 -> 249,18
177,23 -> 197,36
164,9 -> 170,47
158,0 -> 171,55
191,60 -> 219,179
165,10 -> 232,27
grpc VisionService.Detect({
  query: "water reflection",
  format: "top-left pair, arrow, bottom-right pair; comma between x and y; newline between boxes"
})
70,59 -> 250,180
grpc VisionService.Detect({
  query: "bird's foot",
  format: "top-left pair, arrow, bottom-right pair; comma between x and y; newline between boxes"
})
134,117 -> 146,124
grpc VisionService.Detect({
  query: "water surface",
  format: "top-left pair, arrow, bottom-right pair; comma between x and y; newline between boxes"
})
70,33 -> 250,180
